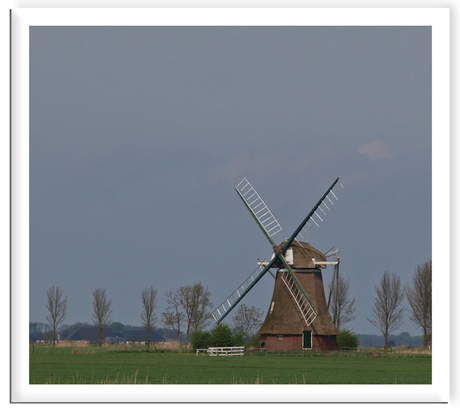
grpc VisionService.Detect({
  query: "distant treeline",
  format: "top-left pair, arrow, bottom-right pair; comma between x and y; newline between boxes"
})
30,321 -> 425,347
29,321 -> 187,343
358,332 -> 424,348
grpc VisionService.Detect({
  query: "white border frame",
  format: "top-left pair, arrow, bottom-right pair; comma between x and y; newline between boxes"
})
11,7 -> 450,403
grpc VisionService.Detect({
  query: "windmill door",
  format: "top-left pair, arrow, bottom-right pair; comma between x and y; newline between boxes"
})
302,331 -> 312,350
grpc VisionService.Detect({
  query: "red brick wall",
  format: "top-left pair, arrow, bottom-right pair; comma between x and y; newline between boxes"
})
260,334 -> 338,351
313,335 -> 338,351
260,334 -> 301,351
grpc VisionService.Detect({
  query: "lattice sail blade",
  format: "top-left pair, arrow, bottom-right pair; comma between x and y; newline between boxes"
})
211,255 -> 278,324
235,178 -> 282,247
277,254 -> 318,326
324,247 -> 340,257
279,270 -> 318,326
283,178 -> 343,251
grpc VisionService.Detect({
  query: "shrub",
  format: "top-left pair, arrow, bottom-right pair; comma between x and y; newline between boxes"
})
190,329 -> 211,350
247,334 -> 260,348
337,329 -> 359,349
232,330 -> 246,346
210,323 -> 234,347
191,324 -> 248,349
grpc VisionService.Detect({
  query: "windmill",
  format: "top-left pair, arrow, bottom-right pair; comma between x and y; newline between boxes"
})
211,177 -> 343,351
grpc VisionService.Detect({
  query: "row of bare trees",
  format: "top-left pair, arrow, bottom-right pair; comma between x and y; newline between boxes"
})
91,287 -> 161,348
45,282 -> 215,347
328,259 -> 432,348
367,260 -> 432,348
45,281 -> 265,348
46,286 -> 153,347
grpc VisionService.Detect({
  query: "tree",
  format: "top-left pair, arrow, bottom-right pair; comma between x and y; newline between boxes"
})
141,287 -> 158,349
162,290 -> 185,341
406,259 -> 432,347
367,271 -> 405,348
327,272 -> 356,330
92,288 -> 113,347
181,283 -> 213,339
163,283 -> 213,342
232,304 -> 264,341
45,286 -> 68,346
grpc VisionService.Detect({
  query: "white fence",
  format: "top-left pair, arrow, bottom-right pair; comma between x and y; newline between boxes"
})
196,346 -> 245,356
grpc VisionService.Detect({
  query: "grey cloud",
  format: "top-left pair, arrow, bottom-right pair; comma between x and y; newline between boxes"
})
358,140 -> 393,160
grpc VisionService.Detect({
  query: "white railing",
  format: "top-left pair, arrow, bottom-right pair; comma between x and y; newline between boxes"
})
196,346 -> 245,356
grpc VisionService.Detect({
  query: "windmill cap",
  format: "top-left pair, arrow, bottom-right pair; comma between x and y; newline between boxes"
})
280,240 -> 327,269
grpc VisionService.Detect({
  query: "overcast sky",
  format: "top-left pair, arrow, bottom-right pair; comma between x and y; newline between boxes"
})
29,25 -> 432,336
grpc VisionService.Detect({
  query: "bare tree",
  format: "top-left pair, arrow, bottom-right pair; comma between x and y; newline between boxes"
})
232,304 -> 264,341
368,271 -> 405,348
163,282 -> 213,342
45,286 -> 68,346
327,272 -> 356,331
182,283 -> 213,338
162,290 -> 185,341
141,287 -> 158,349
92,288 -> 113,347
406,259 -> 432,347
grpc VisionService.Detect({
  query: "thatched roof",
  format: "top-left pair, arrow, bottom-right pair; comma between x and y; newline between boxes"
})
259,264 -> 338,336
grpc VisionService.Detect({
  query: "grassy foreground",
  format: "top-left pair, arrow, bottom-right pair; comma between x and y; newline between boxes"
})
29,344 -> 431,385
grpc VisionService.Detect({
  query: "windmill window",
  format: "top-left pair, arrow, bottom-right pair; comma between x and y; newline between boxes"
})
270,248 -> 294,264
270,301 -> 275,313
277,335 -> 284,340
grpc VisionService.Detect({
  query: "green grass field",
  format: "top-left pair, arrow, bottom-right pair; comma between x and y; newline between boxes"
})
29,344 -> 431,384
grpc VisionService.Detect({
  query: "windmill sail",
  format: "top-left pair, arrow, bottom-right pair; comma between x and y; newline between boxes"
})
211,255 -> 279,324
283,178 -> 343,252
235,178 -> 282,247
